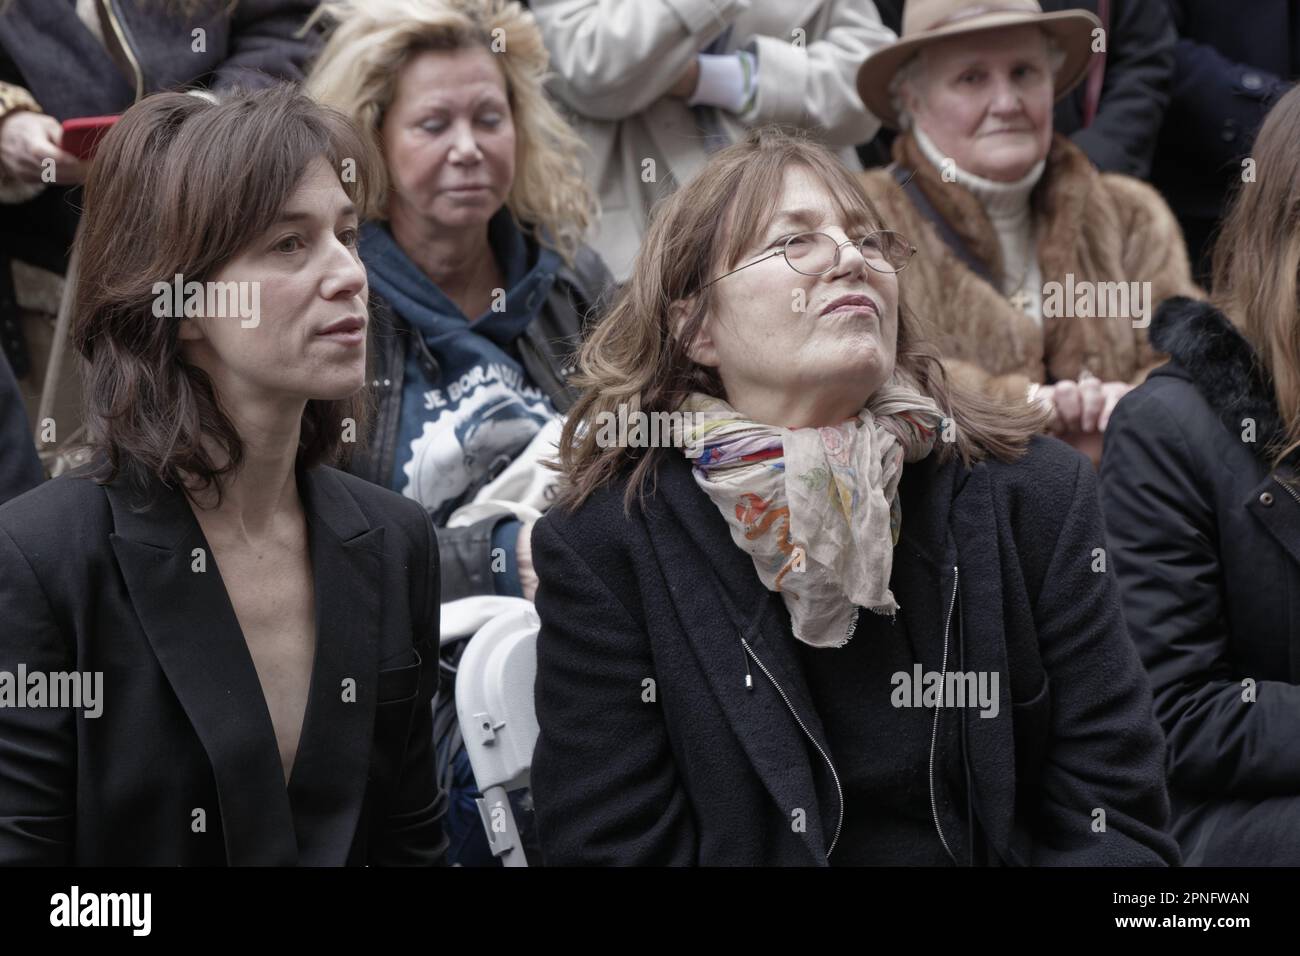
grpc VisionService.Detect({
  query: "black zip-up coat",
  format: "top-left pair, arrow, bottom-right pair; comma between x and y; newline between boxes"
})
1151,0 -> 1298,276
1100,296 -> 1300,865
530,436 -> 1179,866
0,0 -> 319,117
346,246 -> 610,602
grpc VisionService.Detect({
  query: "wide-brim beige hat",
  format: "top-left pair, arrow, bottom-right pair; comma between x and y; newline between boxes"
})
857,0 -> 1103,129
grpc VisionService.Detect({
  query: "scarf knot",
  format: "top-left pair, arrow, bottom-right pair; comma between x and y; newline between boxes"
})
678,374 -> 945,648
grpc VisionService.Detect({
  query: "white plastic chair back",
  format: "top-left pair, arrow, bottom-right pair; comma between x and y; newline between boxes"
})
451,599 -> 540,866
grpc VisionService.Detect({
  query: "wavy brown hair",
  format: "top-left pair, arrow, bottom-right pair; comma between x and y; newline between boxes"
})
71,85 -> 382,501
556,126 -> 1047,513
1211,84 -> 1300,466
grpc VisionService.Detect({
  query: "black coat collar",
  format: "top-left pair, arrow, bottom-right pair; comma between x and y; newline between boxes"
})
643,452 -> 833,861
1150,296 -> 1293,466
1151,296 -> 1300,573
104,465 -> 385,865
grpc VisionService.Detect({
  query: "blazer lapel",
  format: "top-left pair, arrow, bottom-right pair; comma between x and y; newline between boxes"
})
106,477 -> 298,866
285,467 -> 384,866
649,455 -> 835,863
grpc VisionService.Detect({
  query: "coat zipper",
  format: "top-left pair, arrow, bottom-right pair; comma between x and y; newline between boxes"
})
102,0 -> 145,103
929,565 -> 959,864
1277,476 -> 1300,507
740,637 -> 843,861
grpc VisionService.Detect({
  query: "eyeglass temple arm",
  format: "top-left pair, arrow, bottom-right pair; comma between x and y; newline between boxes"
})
700,249 -> 784,289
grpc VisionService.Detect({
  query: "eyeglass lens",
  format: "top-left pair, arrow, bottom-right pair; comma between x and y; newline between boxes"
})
786,231 -> 911,275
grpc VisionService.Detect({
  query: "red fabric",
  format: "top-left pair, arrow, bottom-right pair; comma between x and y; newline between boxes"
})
1083,0 -> 1111,127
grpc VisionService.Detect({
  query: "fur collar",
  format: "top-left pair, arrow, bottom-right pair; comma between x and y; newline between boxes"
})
891,131 -> 1098,286
1150,296 -> 1289,464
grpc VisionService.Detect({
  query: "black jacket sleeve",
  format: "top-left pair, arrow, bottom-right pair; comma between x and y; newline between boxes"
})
0,522 -> 74,865
1051,0 -> 1176,177
529,513 -> 699,865
370,503 -> 449,865
437,514 -> 520,603
1100,387 -> 1300,797
1019,449 -> 1178,865
211,0 -> 321,91
0,348 -> 41,506
1161,27 -> 1293,176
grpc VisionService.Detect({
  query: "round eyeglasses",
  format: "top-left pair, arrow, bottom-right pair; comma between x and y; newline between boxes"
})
702,230 -> 917,288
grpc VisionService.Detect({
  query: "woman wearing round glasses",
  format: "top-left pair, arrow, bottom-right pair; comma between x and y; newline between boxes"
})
526,127 -> 1179,866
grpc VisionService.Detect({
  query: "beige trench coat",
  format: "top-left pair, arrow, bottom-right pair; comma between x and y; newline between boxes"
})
533,0 -> 894,280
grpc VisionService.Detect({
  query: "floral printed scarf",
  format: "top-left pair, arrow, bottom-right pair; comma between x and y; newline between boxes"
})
677,375 -> 945,648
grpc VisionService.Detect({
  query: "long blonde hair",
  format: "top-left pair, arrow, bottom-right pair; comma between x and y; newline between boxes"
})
556,127 -> 1047,513
1211,84 -> 1300,466
304,0 -> 595,265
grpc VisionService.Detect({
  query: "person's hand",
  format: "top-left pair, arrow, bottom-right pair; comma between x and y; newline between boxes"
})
667,57 -> 701,99
1031,373 -> 1132,467
1036,372 -> 1131,434
1050,377 -> 1086,433
1029,379 -> 1071,434
0,111 -> 86,185
517,519 -> 539,602
1096,380 -> 1133,431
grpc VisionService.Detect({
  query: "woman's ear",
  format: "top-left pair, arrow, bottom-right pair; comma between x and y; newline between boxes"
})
669,297 -> 720,368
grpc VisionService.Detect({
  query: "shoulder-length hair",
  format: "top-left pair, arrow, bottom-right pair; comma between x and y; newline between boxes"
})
556,126 -> 1047,513
72,85 -> 382,501
304,0 -> 595,266
1211,84 -> 1300,466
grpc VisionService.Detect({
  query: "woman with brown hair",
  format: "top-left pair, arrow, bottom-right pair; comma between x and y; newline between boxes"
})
528,126 -> 1178,866
0,86 -> 446,865
1099,85 -> 1300,866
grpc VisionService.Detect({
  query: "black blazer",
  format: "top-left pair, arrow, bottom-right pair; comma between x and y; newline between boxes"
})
530,437 -> 1179,866
0,463 -> 447,865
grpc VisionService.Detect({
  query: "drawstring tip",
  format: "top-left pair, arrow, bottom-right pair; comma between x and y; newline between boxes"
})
740,639 -> 755,691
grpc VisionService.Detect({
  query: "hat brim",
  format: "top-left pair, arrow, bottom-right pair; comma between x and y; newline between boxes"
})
856,10 -> 1103,130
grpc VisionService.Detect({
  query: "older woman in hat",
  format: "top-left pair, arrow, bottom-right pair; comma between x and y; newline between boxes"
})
856,0 -> 1198,463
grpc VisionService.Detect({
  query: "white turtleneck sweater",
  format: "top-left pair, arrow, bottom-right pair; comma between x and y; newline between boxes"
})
913,125 -> 1047,325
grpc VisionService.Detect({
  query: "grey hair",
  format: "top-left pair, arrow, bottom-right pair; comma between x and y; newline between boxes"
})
889,28 -> 1068,129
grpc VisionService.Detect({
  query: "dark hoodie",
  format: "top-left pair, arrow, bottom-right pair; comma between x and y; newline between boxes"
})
361,212 -> 562,527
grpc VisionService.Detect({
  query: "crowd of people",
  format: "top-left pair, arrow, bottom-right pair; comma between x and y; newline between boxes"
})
0,0 -> 1297,867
